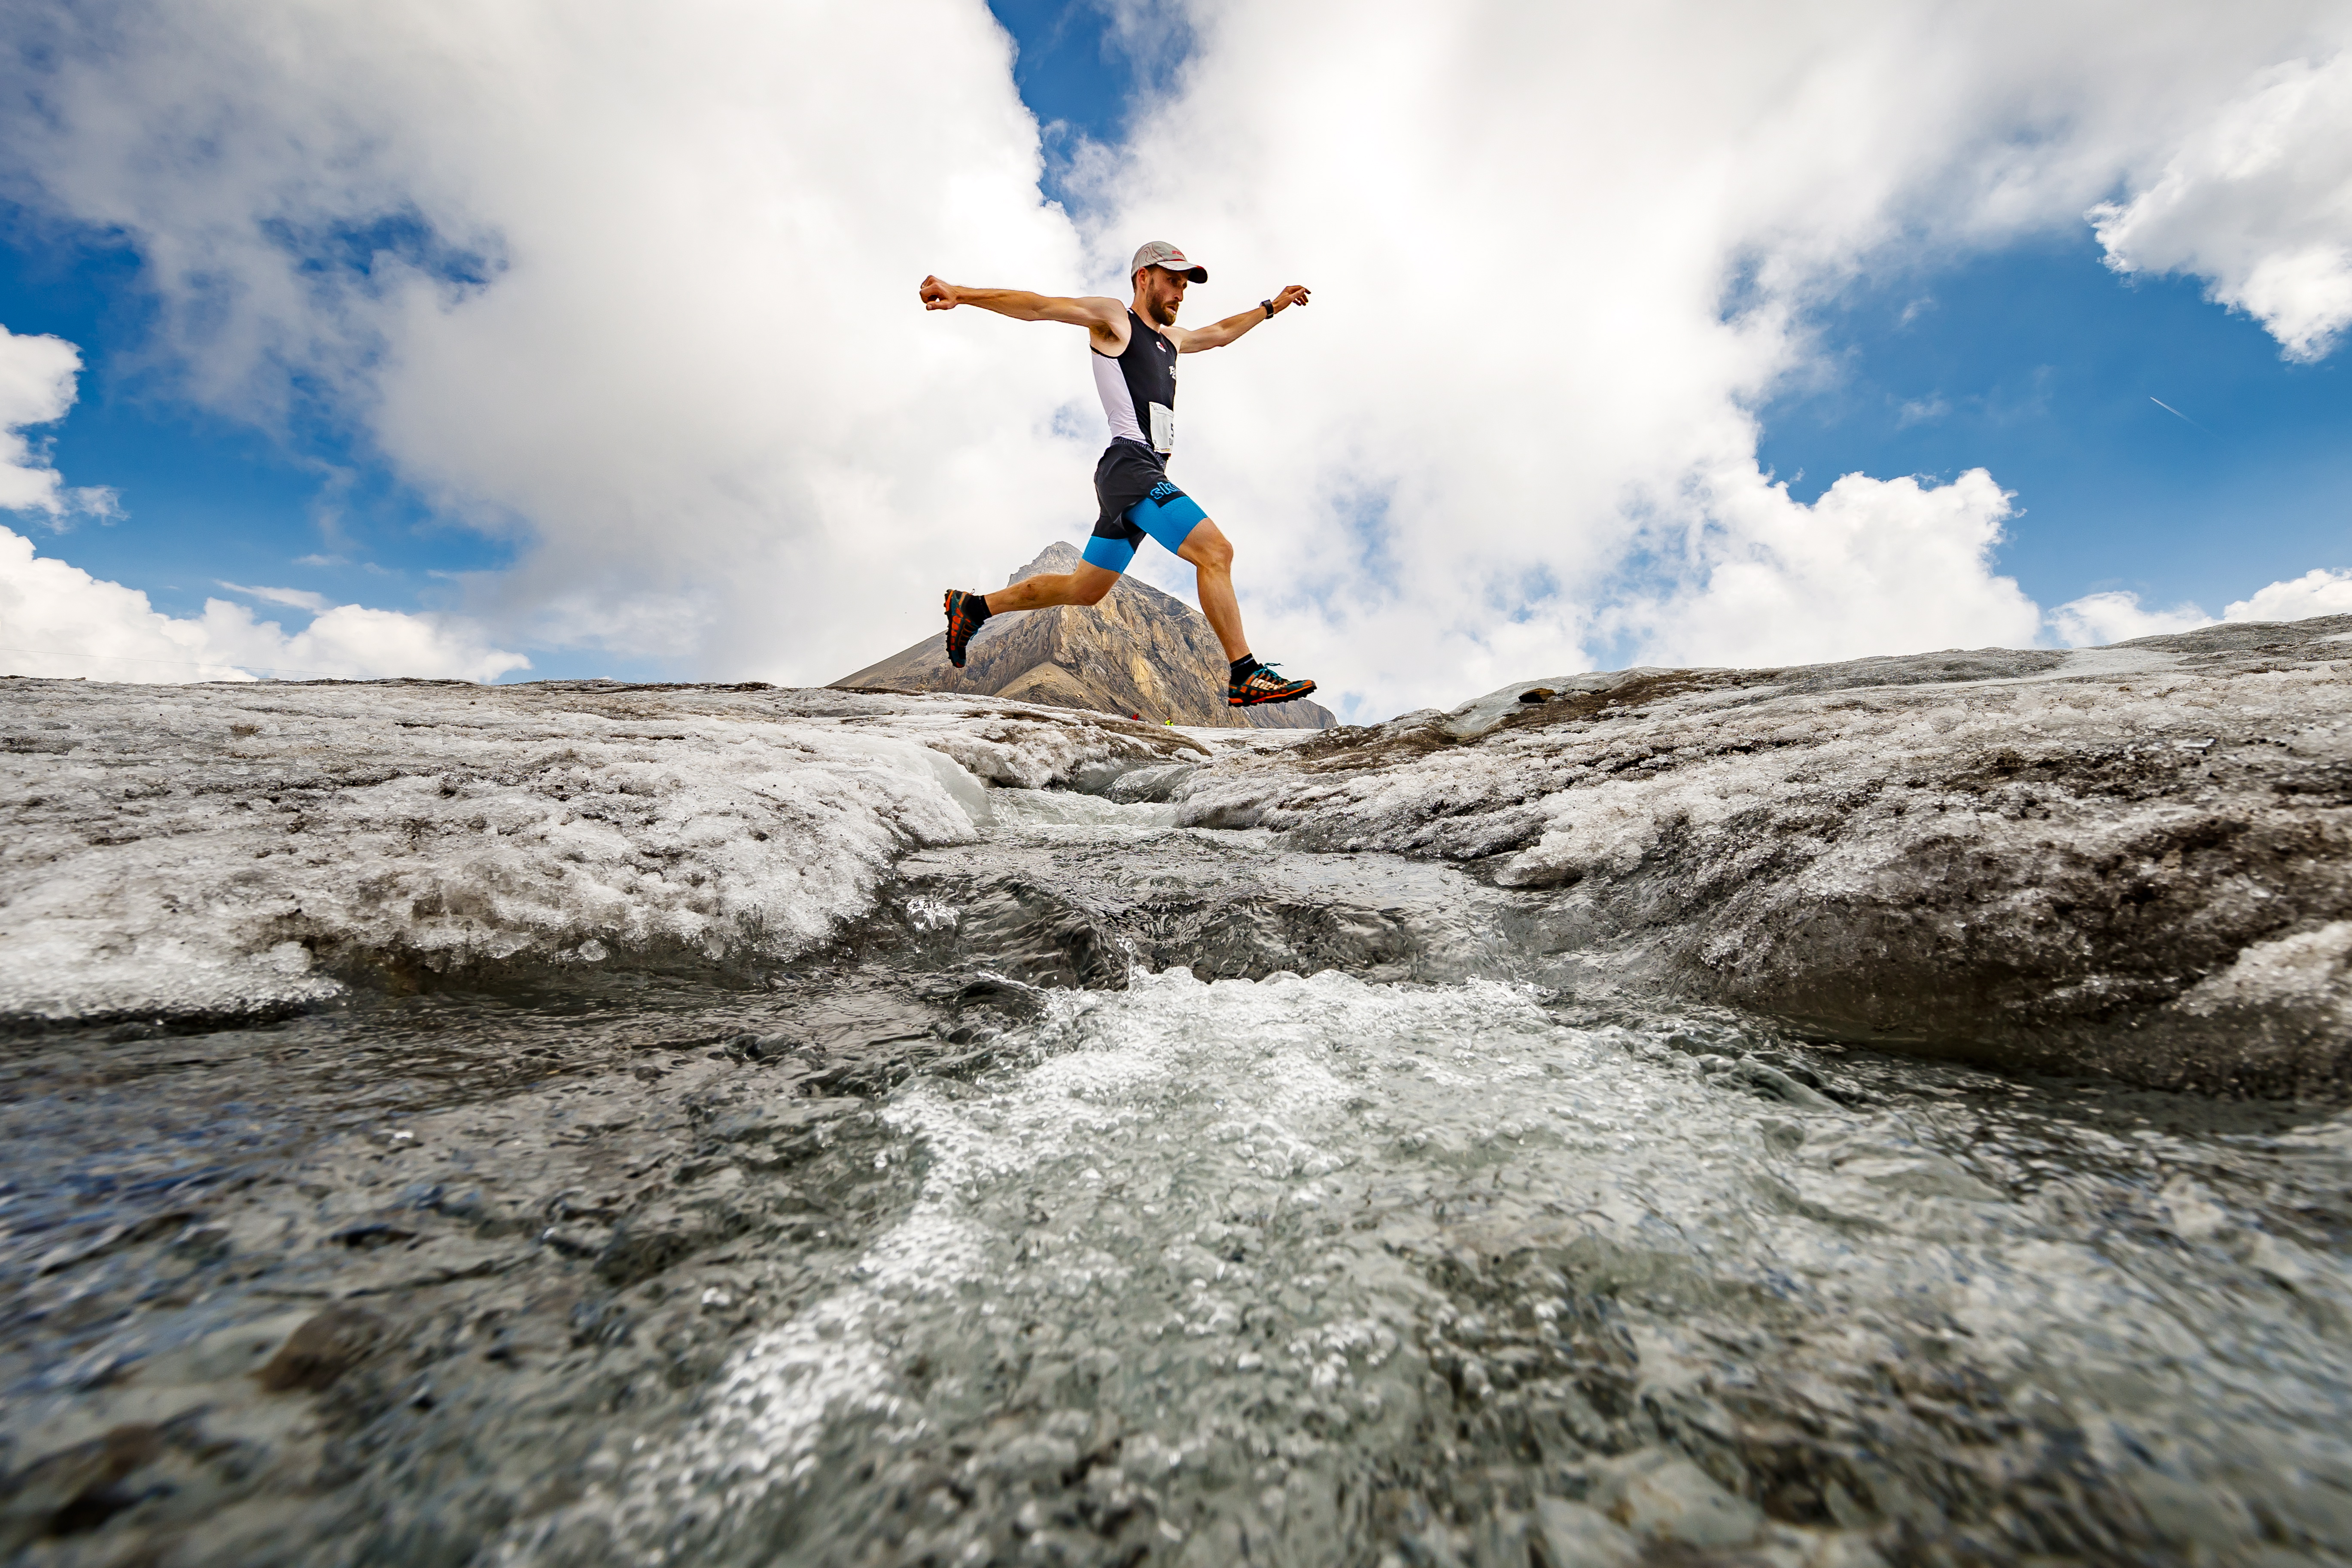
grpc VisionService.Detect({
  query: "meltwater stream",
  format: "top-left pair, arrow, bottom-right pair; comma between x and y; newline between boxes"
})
7,790 -> 2352,1567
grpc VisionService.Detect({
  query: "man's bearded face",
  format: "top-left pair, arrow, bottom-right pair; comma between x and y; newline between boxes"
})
1137,265 -> 1187,327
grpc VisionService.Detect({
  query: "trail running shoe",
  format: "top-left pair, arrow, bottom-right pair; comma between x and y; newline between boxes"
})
943,589 -> 988,668
1229,662 -> 1317,707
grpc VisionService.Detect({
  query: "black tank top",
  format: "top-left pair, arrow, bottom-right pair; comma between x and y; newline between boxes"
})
1092,307 -> 1177,455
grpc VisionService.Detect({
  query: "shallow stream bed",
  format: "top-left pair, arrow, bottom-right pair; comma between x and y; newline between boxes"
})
4,792 -> 2350,1567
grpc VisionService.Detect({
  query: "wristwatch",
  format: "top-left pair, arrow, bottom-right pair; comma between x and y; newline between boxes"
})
1260,298 -> 1275,319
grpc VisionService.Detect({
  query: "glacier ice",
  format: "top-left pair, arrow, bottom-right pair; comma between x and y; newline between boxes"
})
1169,618 -> 2352,1090
7,616 -> 2349,1090
0,679 -> 1192,1023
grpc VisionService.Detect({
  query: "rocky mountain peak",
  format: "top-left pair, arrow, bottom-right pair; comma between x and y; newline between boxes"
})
1007,539 -> 1084,581
833,542 -> 1335,729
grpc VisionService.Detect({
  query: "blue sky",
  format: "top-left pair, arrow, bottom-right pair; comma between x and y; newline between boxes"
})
1,1 -> 2346,694
989,0 -> 1154,206
1755,234 -> 2350,618
0,225 -> 515,665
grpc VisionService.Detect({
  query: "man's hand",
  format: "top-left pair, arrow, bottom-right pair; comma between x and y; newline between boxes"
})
1176,282 -> 1314,352
918,280 -> 1128,347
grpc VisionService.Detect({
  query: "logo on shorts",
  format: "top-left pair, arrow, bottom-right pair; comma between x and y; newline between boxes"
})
1148,480 -> 1183,503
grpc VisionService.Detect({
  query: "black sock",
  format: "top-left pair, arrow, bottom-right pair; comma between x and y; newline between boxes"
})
1229,655 -> 1260,682
964,593 -> 993,625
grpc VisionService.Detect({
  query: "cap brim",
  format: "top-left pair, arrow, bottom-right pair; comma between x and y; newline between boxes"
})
1137,254 -> 1209,283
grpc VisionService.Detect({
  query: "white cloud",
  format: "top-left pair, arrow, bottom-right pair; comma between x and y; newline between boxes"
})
1606,468 -> 2044,669
0,325 -> 120,525
2224,566 -> 2352,622
0,0 -> 1090,684
218,581 -> 335,613
0,524 -> 528,682
2049,566 -> 2352,645
2092,53 -> 2352,361
3,2 -> 2349,717
1081,0 -> 2350,712
2048,590 -> 2215,647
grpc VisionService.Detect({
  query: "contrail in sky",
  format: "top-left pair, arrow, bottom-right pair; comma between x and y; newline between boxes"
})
2150,396 -> 2207,432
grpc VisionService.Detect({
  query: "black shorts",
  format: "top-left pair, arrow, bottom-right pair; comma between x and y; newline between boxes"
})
1084,441 -> 1206,573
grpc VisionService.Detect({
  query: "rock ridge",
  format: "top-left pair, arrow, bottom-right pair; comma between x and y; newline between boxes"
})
1170,617 -> 2352,1093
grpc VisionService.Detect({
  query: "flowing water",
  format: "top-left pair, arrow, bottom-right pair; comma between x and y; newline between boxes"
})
5,792 -> 2351,1567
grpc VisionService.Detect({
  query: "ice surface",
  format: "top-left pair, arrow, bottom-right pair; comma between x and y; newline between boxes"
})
0,679 -> 1192,1023
1171,632 -> 2342,868
10,618 -> 2348,1087
1171,618 -> 2352,1088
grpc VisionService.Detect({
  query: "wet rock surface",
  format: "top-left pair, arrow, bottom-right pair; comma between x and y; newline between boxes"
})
1174,618 -> 2352,1093
880,820 -> 1528,990
3,784 -> 2349,1567
0,959 -> 1012,1564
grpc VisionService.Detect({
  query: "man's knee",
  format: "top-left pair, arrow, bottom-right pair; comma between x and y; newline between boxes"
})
1071,569 -> 1117,606
1192,528 -> 1234,572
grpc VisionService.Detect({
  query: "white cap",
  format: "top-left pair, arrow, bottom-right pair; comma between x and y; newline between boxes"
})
1129,240 -> 1207,283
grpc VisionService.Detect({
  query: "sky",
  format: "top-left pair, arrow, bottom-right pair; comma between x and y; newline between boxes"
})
0,0 -> 2348,719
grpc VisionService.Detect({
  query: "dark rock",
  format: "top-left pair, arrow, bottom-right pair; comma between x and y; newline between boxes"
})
541,1225 -> 609,1260
254,1304 -> 387,1393
0,1423 -> 163,1550
329,1220 -> 417,1249
725,1030 -> 802,1062
596,1203 -> 744,1287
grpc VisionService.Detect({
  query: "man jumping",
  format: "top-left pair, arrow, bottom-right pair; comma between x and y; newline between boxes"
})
919,241 -> 1318,709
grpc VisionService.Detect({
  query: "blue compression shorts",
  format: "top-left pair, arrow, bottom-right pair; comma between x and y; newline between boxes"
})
1077,475 -> 1204,581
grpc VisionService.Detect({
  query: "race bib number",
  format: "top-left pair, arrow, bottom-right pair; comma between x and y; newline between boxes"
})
1148,401 -> 1174,454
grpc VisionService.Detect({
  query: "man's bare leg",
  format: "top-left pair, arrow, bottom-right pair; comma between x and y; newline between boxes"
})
944,564 -> 1119,667
1171,519 -> 1315,705
974,526 -> 1232,637
947,522 -> 1310,703
985,561 -> 1121,613
1175,519 -> 1247,662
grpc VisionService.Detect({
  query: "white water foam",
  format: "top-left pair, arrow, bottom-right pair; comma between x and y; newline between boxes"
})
511,966 -> 2352,1563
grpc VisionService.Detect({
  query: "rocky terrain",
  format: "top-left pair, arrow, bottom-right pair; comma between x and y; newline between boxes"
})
6,617 -> 2349,1091
835,541 -> 1336,729
0,678 -> 1197,1026
1162,616 -> 2352,1094
6,632 -> 2352,1567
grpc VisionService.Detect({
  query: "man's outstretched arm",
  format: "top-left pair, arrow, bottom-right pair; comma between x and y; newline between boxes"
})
1177,283 -> 1311,352
920,277 -> 1125,345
